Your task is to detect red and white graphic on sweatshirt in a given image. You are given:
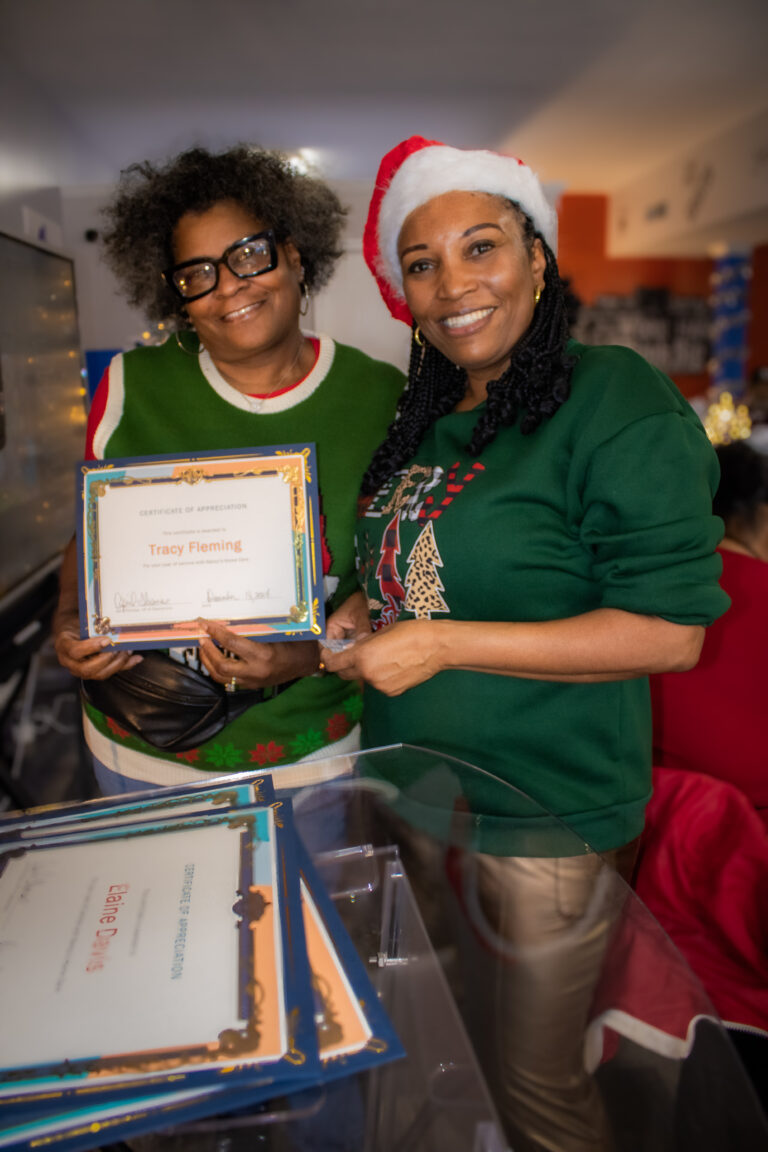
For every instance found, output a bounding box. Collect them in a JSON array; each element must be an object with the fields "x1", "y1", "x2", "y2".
[
  {"x1": 369, "y1": 459, "x2": 485, "y2": 625},
  {"x1": 417, "y1": 460, "x2": 485, "y2": 525}
]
